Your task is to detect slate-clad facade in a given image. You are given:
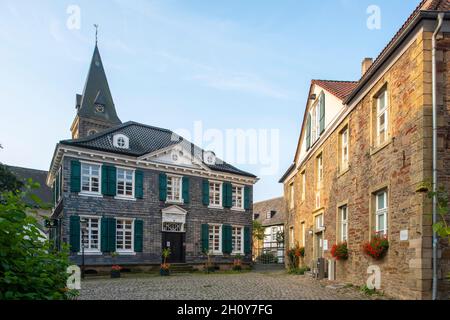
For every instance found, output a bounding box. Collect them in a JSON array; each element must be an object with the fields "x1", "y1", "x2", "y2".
[{"x1": 47, "y1": 44, "x2": 257, "y2": 270}]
